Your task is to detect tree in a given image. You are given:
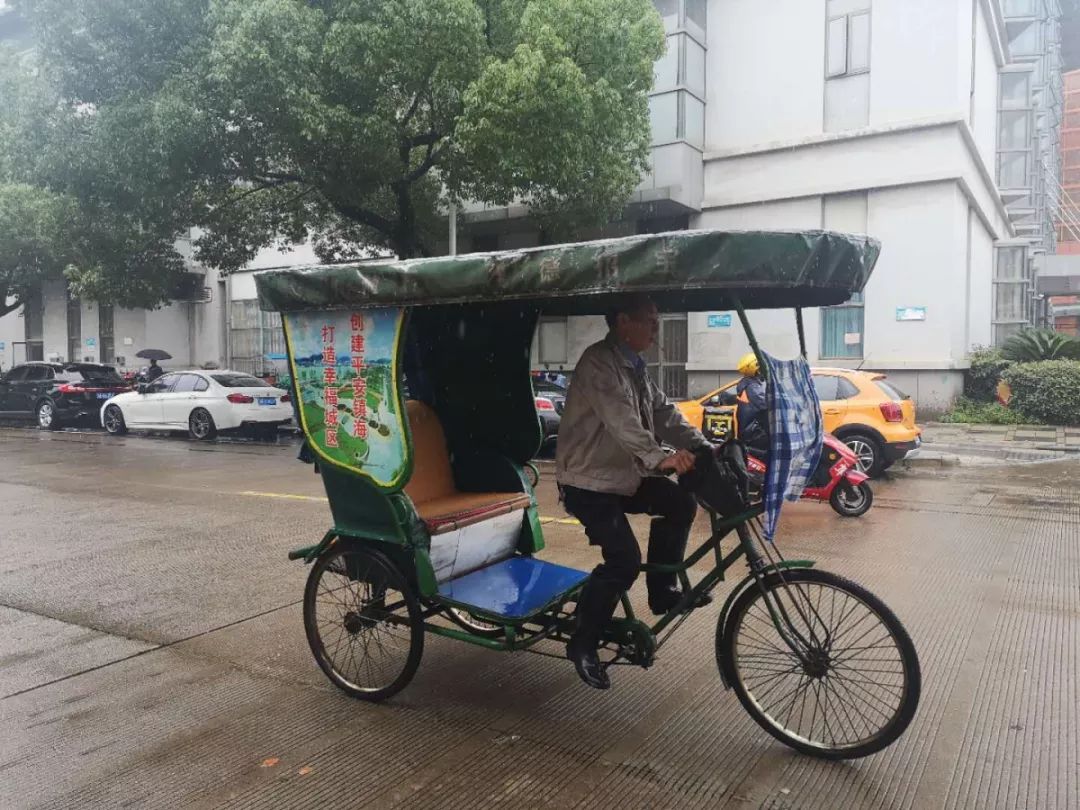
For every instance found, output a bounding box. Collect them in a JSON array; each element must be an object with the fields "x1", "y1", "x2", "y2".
[
  {"x1": 0, "y1": 47, "x2": 189, "y2": 311},
  {"x1": 13, "y1": 0, "x2": 665, "y2": 272}
]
